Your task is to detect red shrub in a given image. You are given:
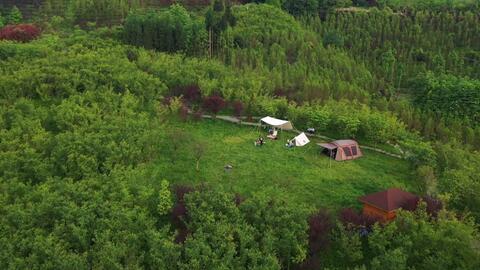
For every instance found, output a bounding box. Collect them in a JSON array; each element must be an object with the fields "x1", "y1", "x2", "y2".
[
  {"x1": 234, "y1": 193, "x2": 245, "y2": 206},
  {"x1": 232, "y1": 100, "x2": 244, "y2": 118},
  {"x1": 308, "y1": 209, "x2": 334, "y2": 254},
  {"x1": 178, "y1": 105, "x2": 189, "y2": 121},
  {"x1": 171, "y1": 84, "x2": 202, "y2": 104},
  {"x1": 174, "y1": 185, "x2": 195, "y2": 202},
  {"x1": 339, "y1": 208, "x2": 381, "y2": 229},
  {"x1": 174, "y1": 228, "x2": 190, "y2": 244},
  {"x1": 402, "y1": 196, "x2": 443, "y2": 217},
  {"x1": 0, "y1": 24, "x2": 41, "y2": 42},
  {"x1": 203, "y1": 95, "x2": 225, "y2": 116},
  {"x1": 424, "y1": 196, "x2": 443, "y2": 217},
  {"x1": 183, "y1": 85, "x2": 201, "y2": 103}
]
